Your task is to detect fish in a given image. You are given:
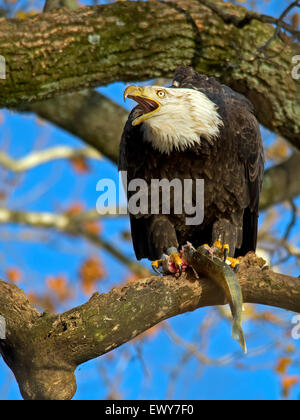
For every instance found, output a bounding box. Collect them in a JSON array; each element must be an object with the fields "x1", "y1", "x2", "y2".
[{"x1": 182, "y1": 243, "x2": 247, "y2": 354}]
